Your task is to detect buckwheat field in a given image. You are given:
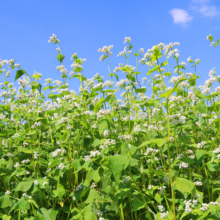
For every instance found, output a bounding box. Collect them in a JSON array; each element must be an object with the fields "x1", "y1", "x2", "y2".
[{"x1": 0, "y1": 34, "x2": 220, "y2": 220}]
